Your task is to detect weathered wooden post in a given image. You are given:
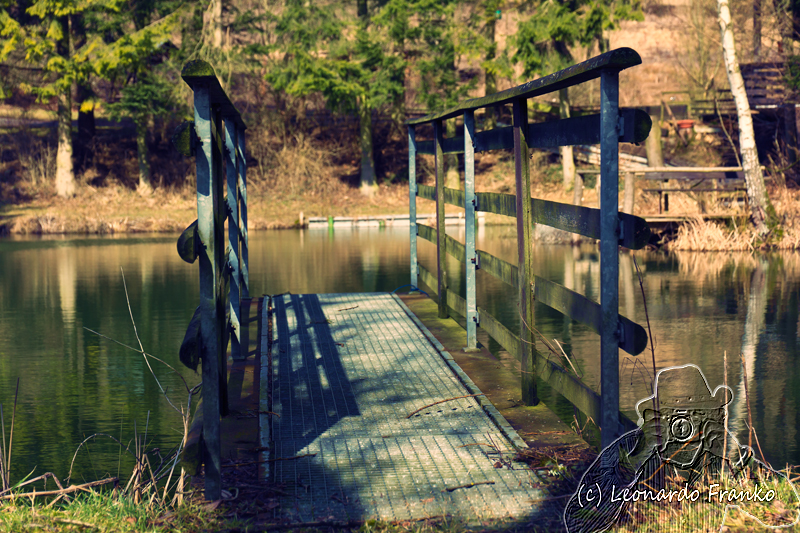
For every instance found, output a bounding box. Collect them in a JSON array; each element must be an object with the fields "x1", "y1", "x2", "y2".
[
  {"x1": 600, "y1": 68, "x2": 621, "y2": 448},
  {"x1": 434, "y1": 119, "x2": 447, "y2": 319},
  {"x1": 409, "y1": 126, "x2": 418, "y2": 289},
  {"x1": 513, "y1": 97, "x2": 537, "y2": 406},
  {"x1": 463, "y1": 111, "x2": 478, "y2": 350}
]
